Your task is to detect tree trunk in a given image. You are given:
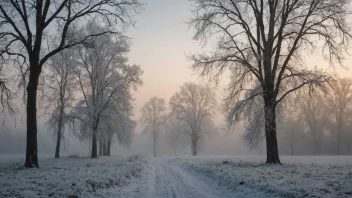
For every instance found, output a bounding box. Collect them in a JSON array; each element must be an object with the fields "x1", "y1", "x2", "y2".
[
  {"x1": 55, "y1": 109, "x2": 64, "y2": 158},
  {"x1": 103, "y1": 141, "x2": 107, "y2": 156},
  {"x1": 25, "y1": 69, "x2": 40, "y2": 168},
  {"x1": 153, "y1": 138, "x2": 156, "y2": 157},
  {"x1": 55, "y1": 124, "x2": 62, "y2": 158},
  {"x1": 264, "y1": 104, "x2": 281, "y2": 164},
  {"x1": 107, "y1": 140, "x2": 111, "y2": 156},
  {"x1": 191, "y1": 138, "x2": 198, "y2": 156},
  {"x1": 99, "y1": 141, "x2": 103, "y2": 156},
  {"x1": 91, "y1": 127, "x2": 98, "y2": 158},
  {"x1": 337, "y1": 122, "x2": 342, "y2": 155}
]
